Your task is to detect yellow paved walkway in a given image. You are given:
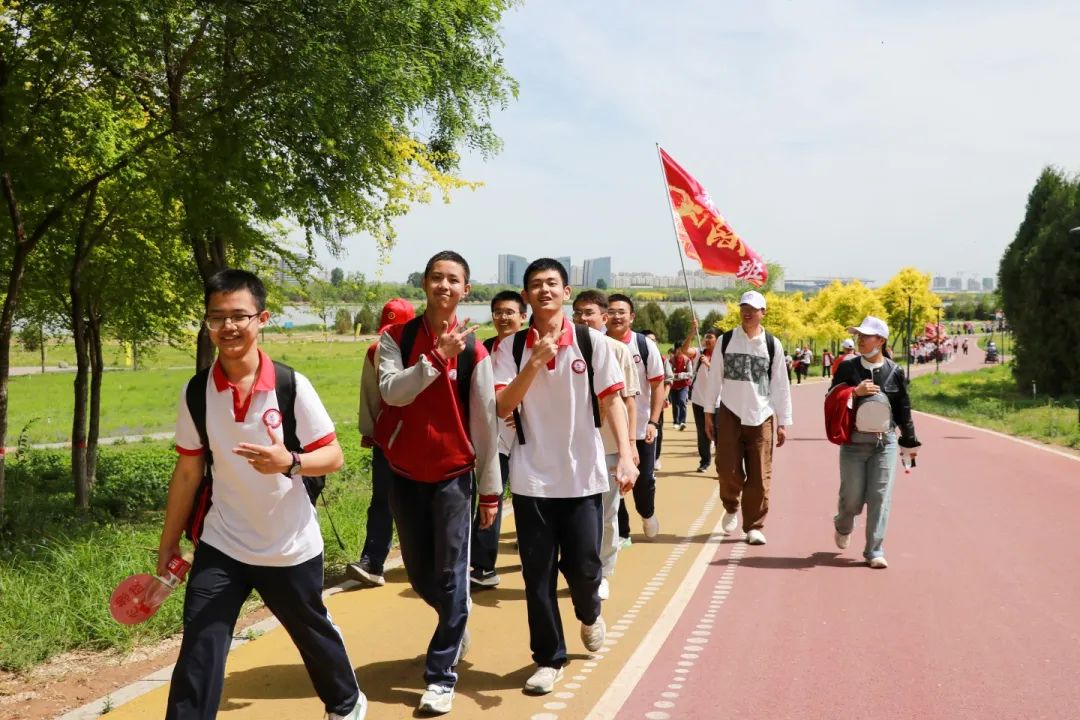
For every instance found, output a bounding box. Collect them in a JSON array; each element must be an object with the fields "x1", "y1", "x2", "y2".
[{"x1": 106, "y1": 428, "x2": 724, "y2": 719}]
